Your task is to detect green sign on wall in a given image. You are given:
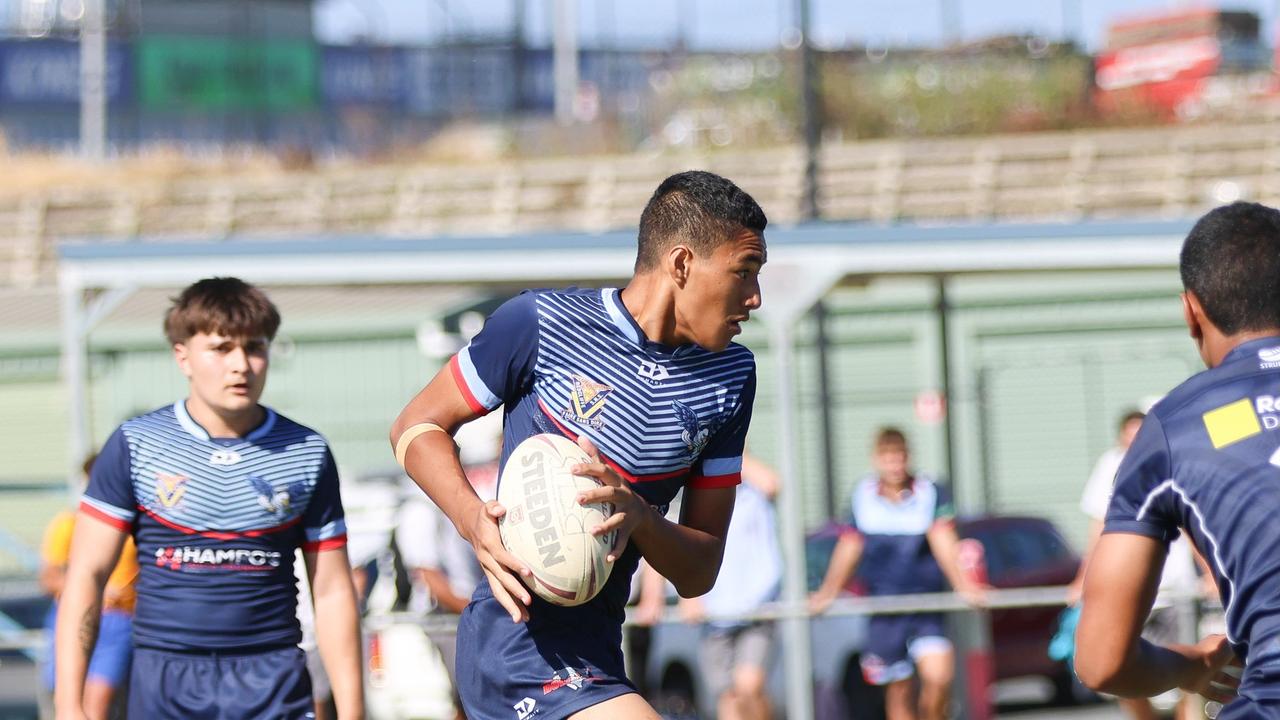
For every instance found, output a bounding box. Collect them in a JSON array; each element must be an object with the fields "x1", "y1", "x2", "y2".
[{"x1": 138, "y1": 35, "x2": 316, "y2": 110}]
